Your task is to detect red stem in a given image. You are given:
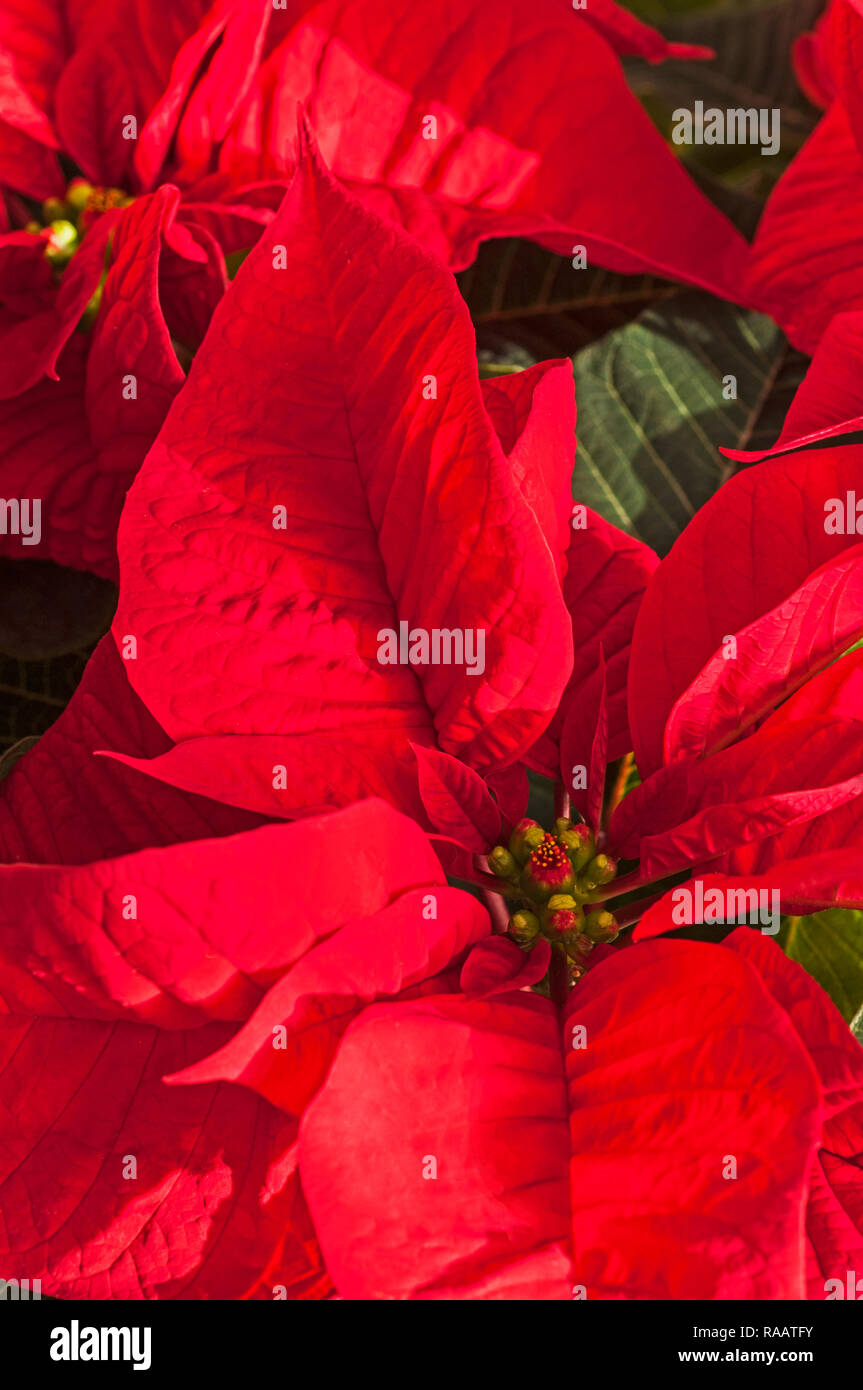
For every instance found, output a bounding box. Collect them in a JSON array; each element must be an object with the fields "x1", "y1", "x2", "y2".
[{"x1": 482, "y1": 889, "x2": 511, "y2": 934}]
